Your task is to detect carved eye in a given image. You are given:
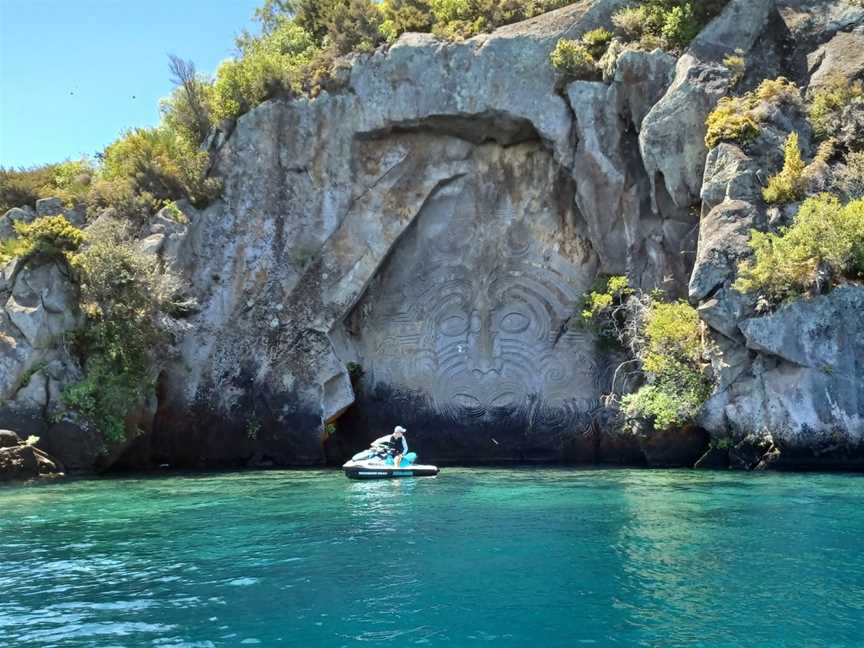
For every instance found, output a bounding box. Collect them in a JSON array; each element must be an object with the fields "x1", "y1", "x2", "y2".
[
  {"x1": 452, "y1": 393, "x2": 482, "y2": 409},
  {"x1": 499, "y1": 312, "x2": 530, "y2": 333},
  {"x1": 439, "y1": 314, "x2": 469, "y2": 336},
  {"x1": 490, "y1": 392, "x2": 520, "y2": 409}
]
